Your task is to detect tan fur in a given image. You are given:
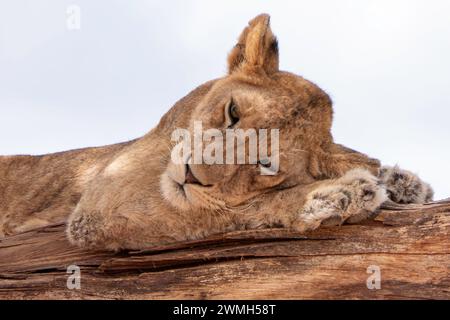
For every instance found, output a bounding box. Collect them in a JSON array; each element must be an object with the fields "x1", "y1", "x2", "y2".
[{"x1": 0, "y1": 14, "x2": 433, "y2": 250}]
